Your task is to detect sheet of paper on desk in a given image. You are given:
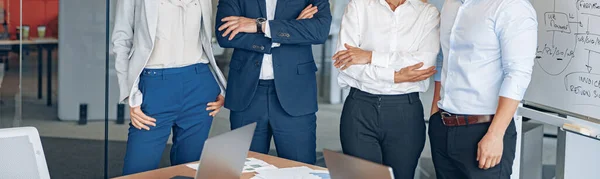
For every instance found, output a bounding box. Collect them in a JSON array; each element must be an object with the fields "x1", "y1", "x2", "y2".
[
  {"x1": 243, "y1": 158, "x2": 278, "y2": 173},
  {"x1": 185, "y1": 158, "x2": 277, "y2": 173},
  {"x1": 252, "y1": 166, "x2": 331, "y2": 179},
  {"x1": 185, "y1": 163, "x2": 199, "y2": 170},
  {"x1": 309, "y1": 170, "x2": 330, "y2": 179}
]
